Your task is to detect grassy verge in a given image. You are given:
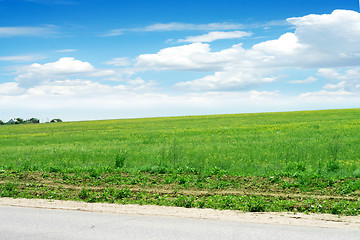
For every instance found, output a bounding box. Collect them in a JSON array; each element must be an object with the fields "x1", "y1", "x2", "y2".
[{"x1": 1, "y1": 169, "x2": 359, "y2": 215}]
